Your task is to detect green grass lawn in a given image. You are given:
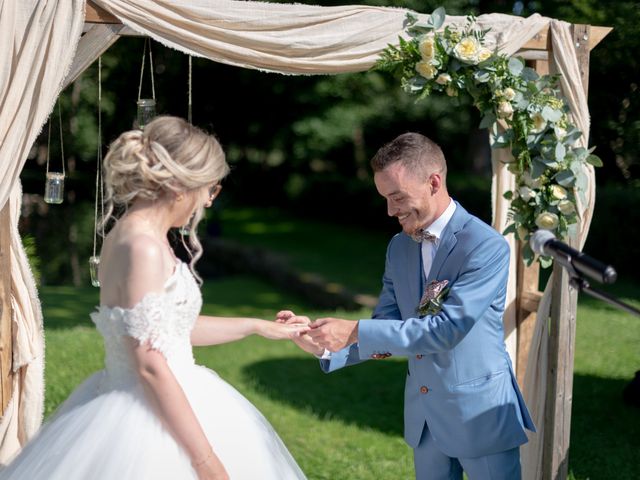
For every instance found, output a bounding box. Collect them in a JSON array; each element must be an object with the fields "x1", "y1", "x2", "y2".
[{"x1": 40, "y1": 207, "x2": 639, "y2": 479}]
